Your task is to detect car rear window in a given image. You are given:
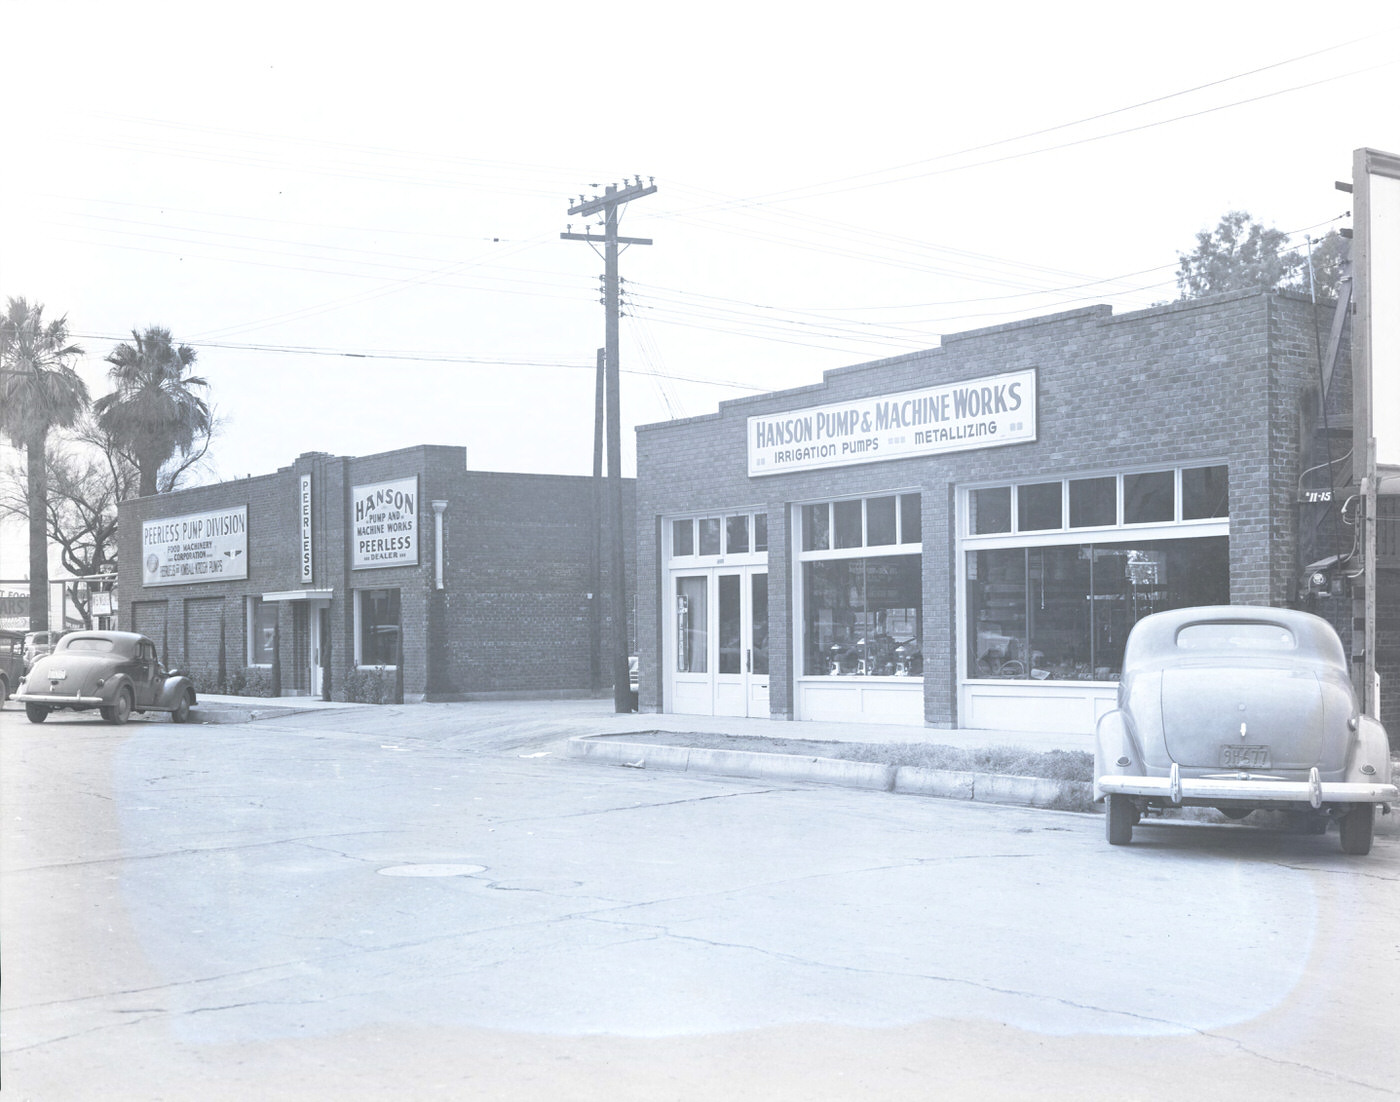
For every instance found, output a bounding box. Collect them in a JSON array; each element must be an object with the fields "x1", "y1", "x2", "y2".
[
  {"x1": 63, "y1": 638, "x2": 117, "y2": 653},
  {"x1": 1175, "y1": 623, "x2": 1295, "y2": 651}
]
